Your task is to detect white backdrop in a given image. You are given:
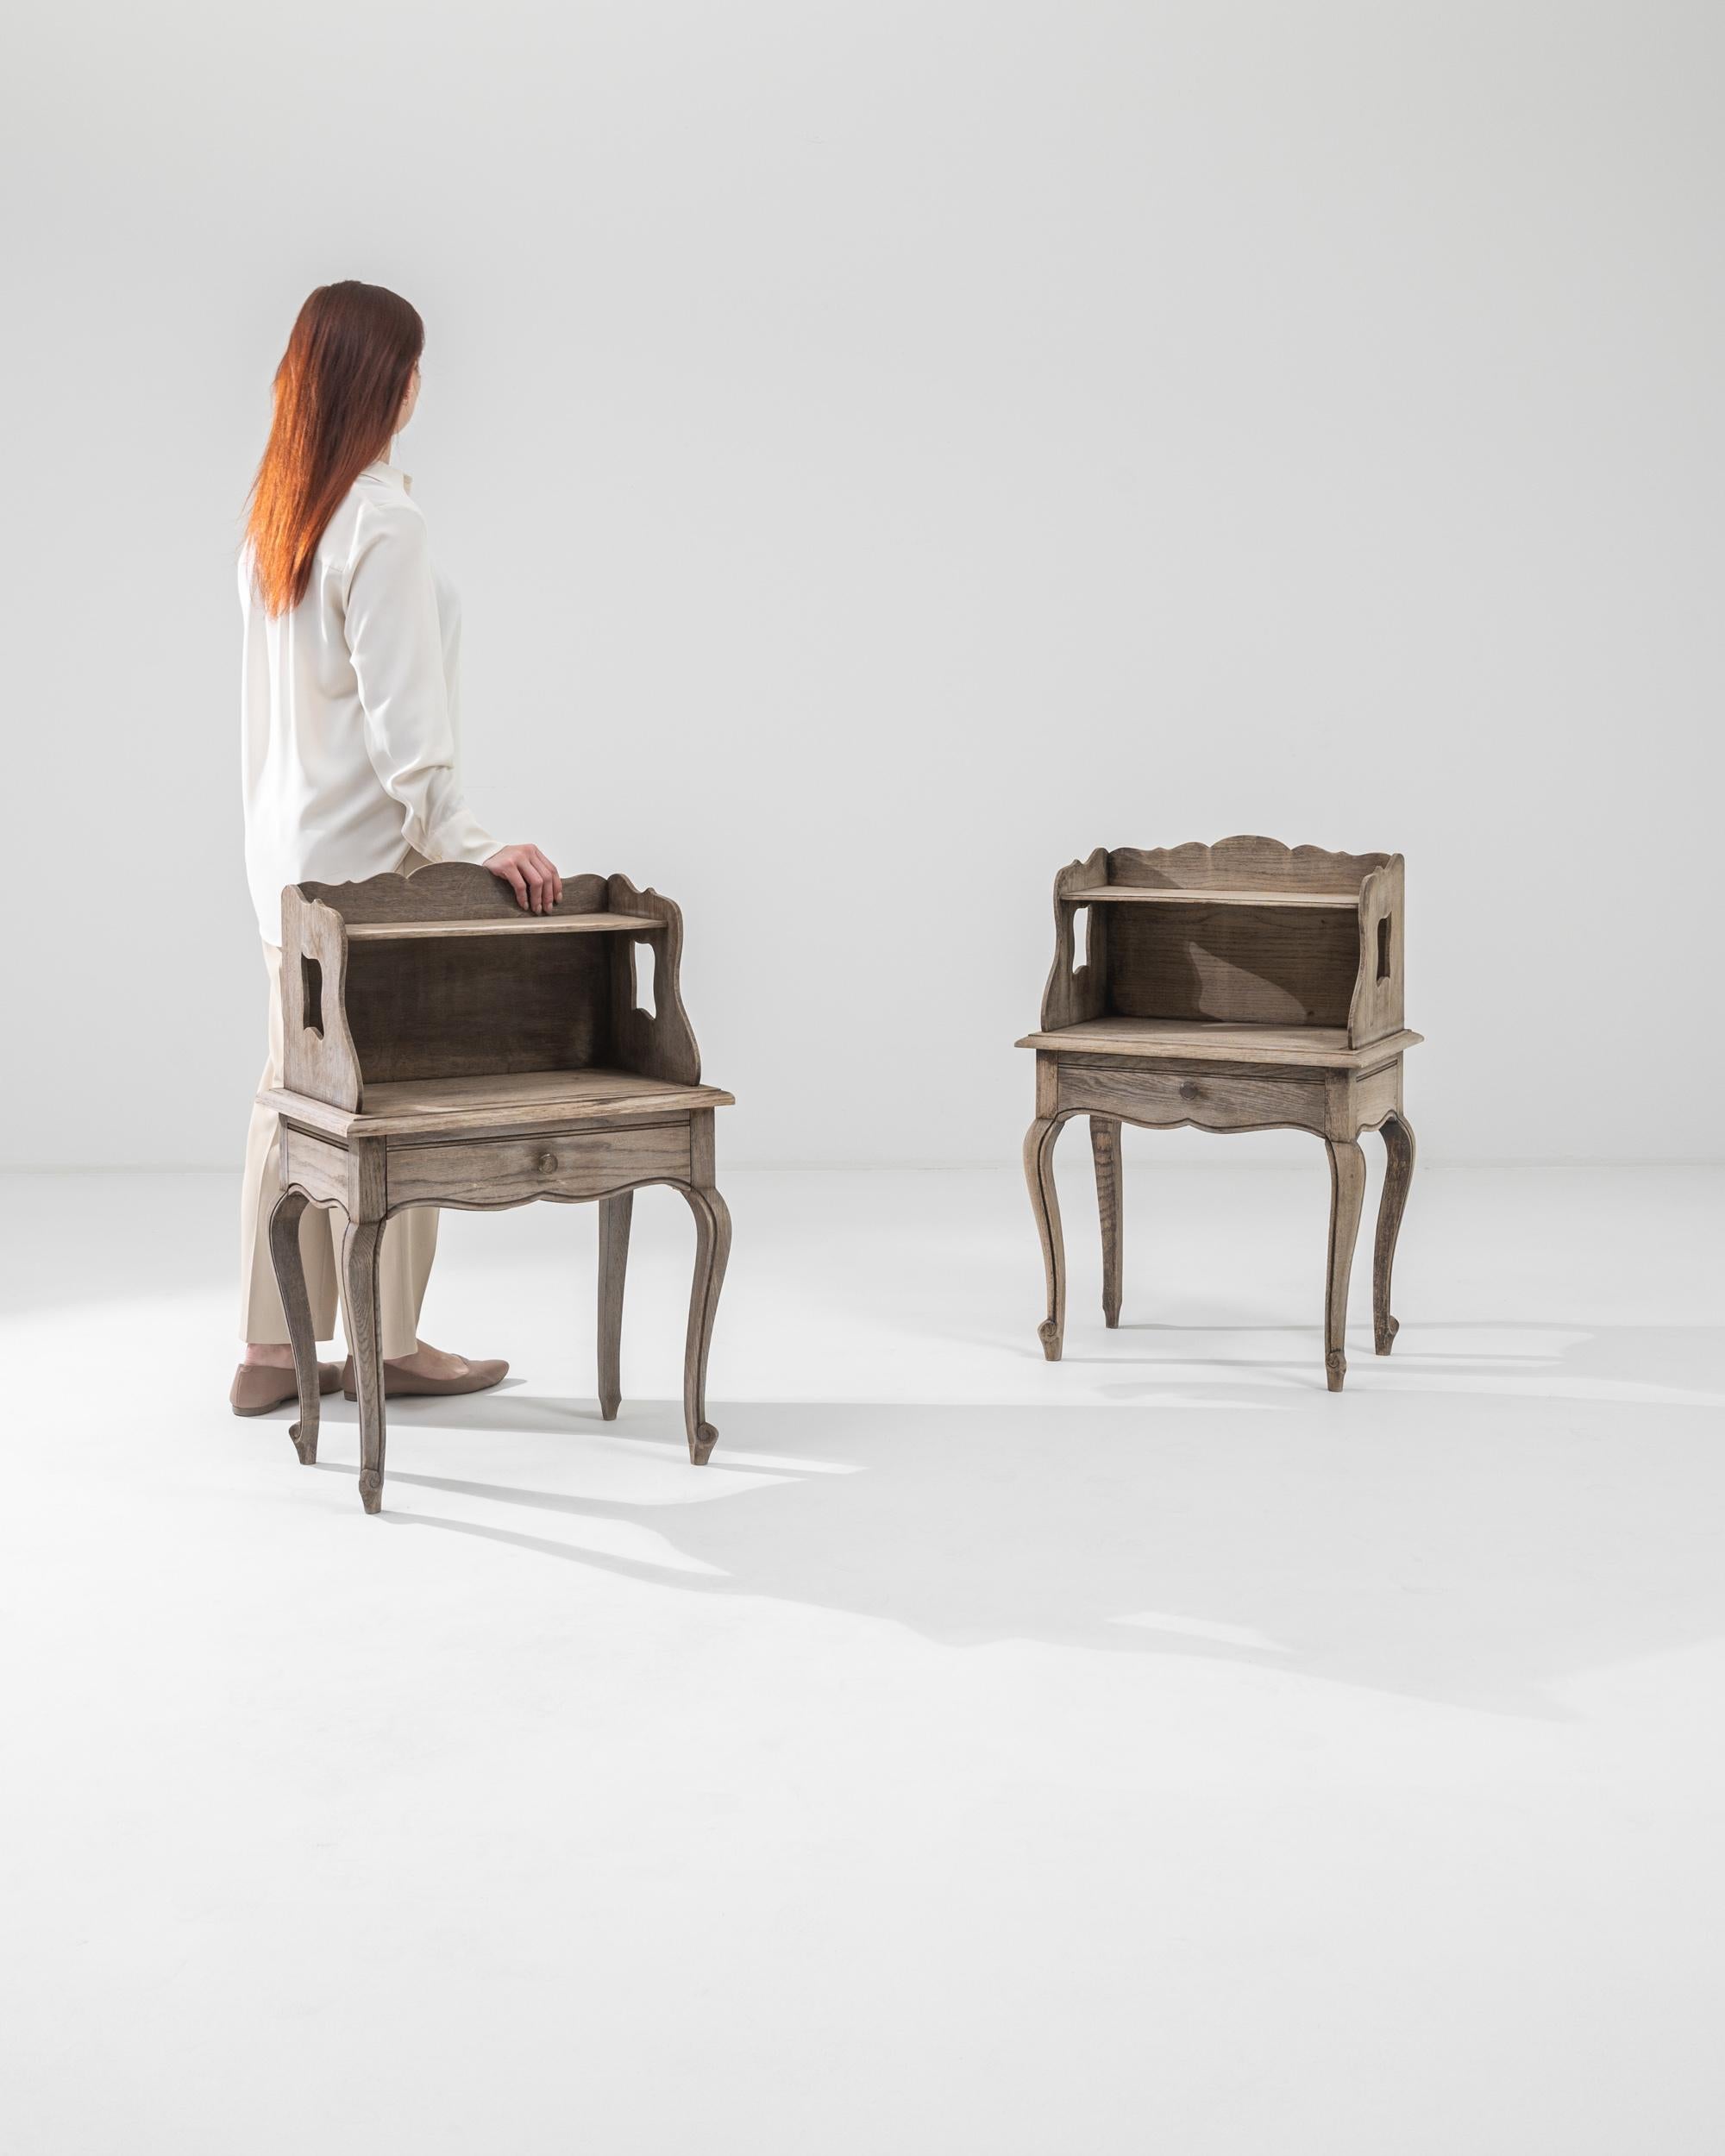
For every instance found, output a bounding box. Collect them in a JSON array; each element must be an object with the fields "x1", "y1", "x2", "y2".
[{"x1": 4, "y1": 1, "x2": 1718, "y2": 1167}]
